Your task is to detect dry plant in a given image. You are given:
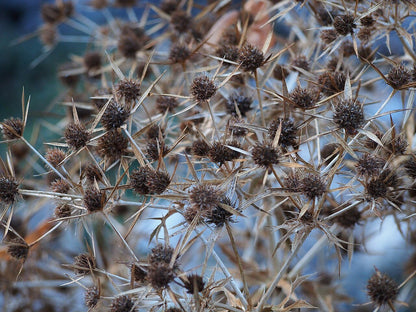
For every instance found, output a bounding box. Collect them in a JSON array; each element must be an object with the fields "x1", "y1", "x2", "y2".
[{"x1": 2, "y1": 0, "x2": 416, "y2": 311}]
